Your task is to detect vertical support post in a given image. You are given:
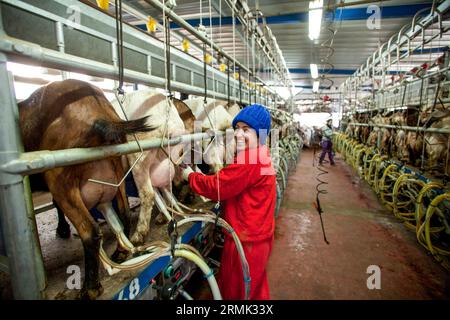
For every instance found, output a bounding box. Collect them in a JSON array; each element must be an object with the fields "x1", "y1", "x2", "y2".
[
  {"x1": 0, "y1": 54, "x2": 46, "y2": 299},
  {"x1": 55, "y1": 21, "x2": 68, "y2": 80},
  {"x1": 238, "y1": 70, "x2": 242, "y2": 105}
]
